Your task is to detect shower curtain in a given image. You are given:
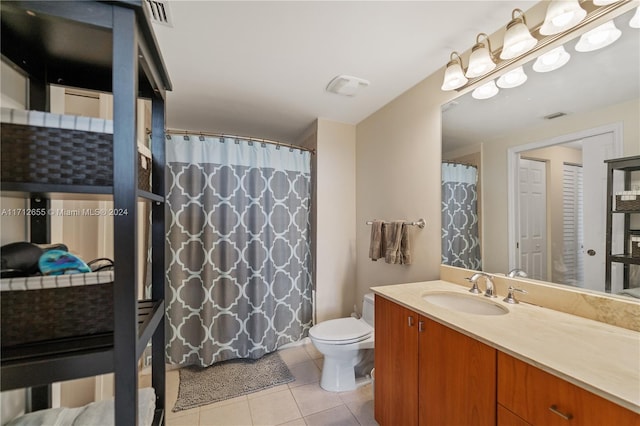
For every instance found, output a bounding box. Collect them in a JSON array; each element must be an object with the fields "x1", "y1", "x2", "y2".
[
  {"x1": 165, "y1": 134, "x2": 313, "y2": 367},
  {"x1": 441, "y1": 162, "x2": 481, "y2": 270}
]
